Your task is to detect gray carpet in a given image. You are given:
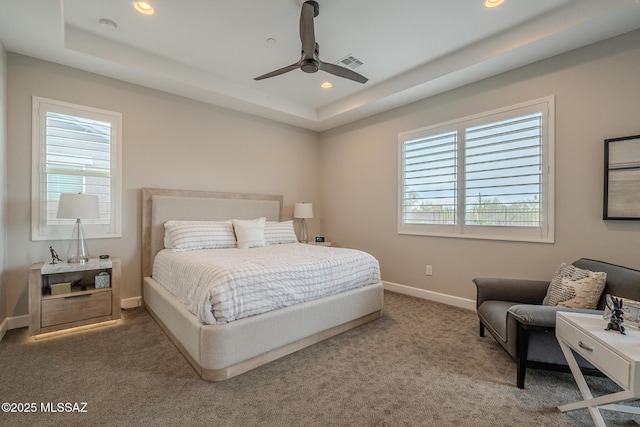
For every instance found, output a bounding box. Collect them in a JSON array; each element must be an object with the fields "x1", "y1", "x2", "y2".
[{"x1": 0, "y1": 291, "x2": 637, "y2": 426}]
